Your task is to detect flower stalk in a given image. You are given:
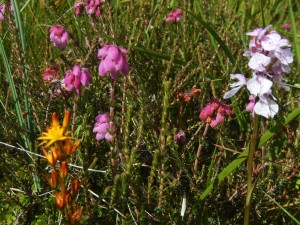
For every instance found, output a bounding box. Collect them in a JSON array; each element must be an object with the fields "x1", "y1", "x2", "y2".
[{"x1": 244, "y1": 113, "x2": 260, "y2": 225}]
